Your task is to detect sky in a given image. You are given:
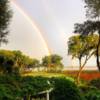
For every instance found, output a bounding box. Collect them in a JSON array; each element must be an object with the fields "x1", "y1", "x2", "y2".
[{"x1": 1, "y1": 0, "x2": 97, "y2": 69}]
